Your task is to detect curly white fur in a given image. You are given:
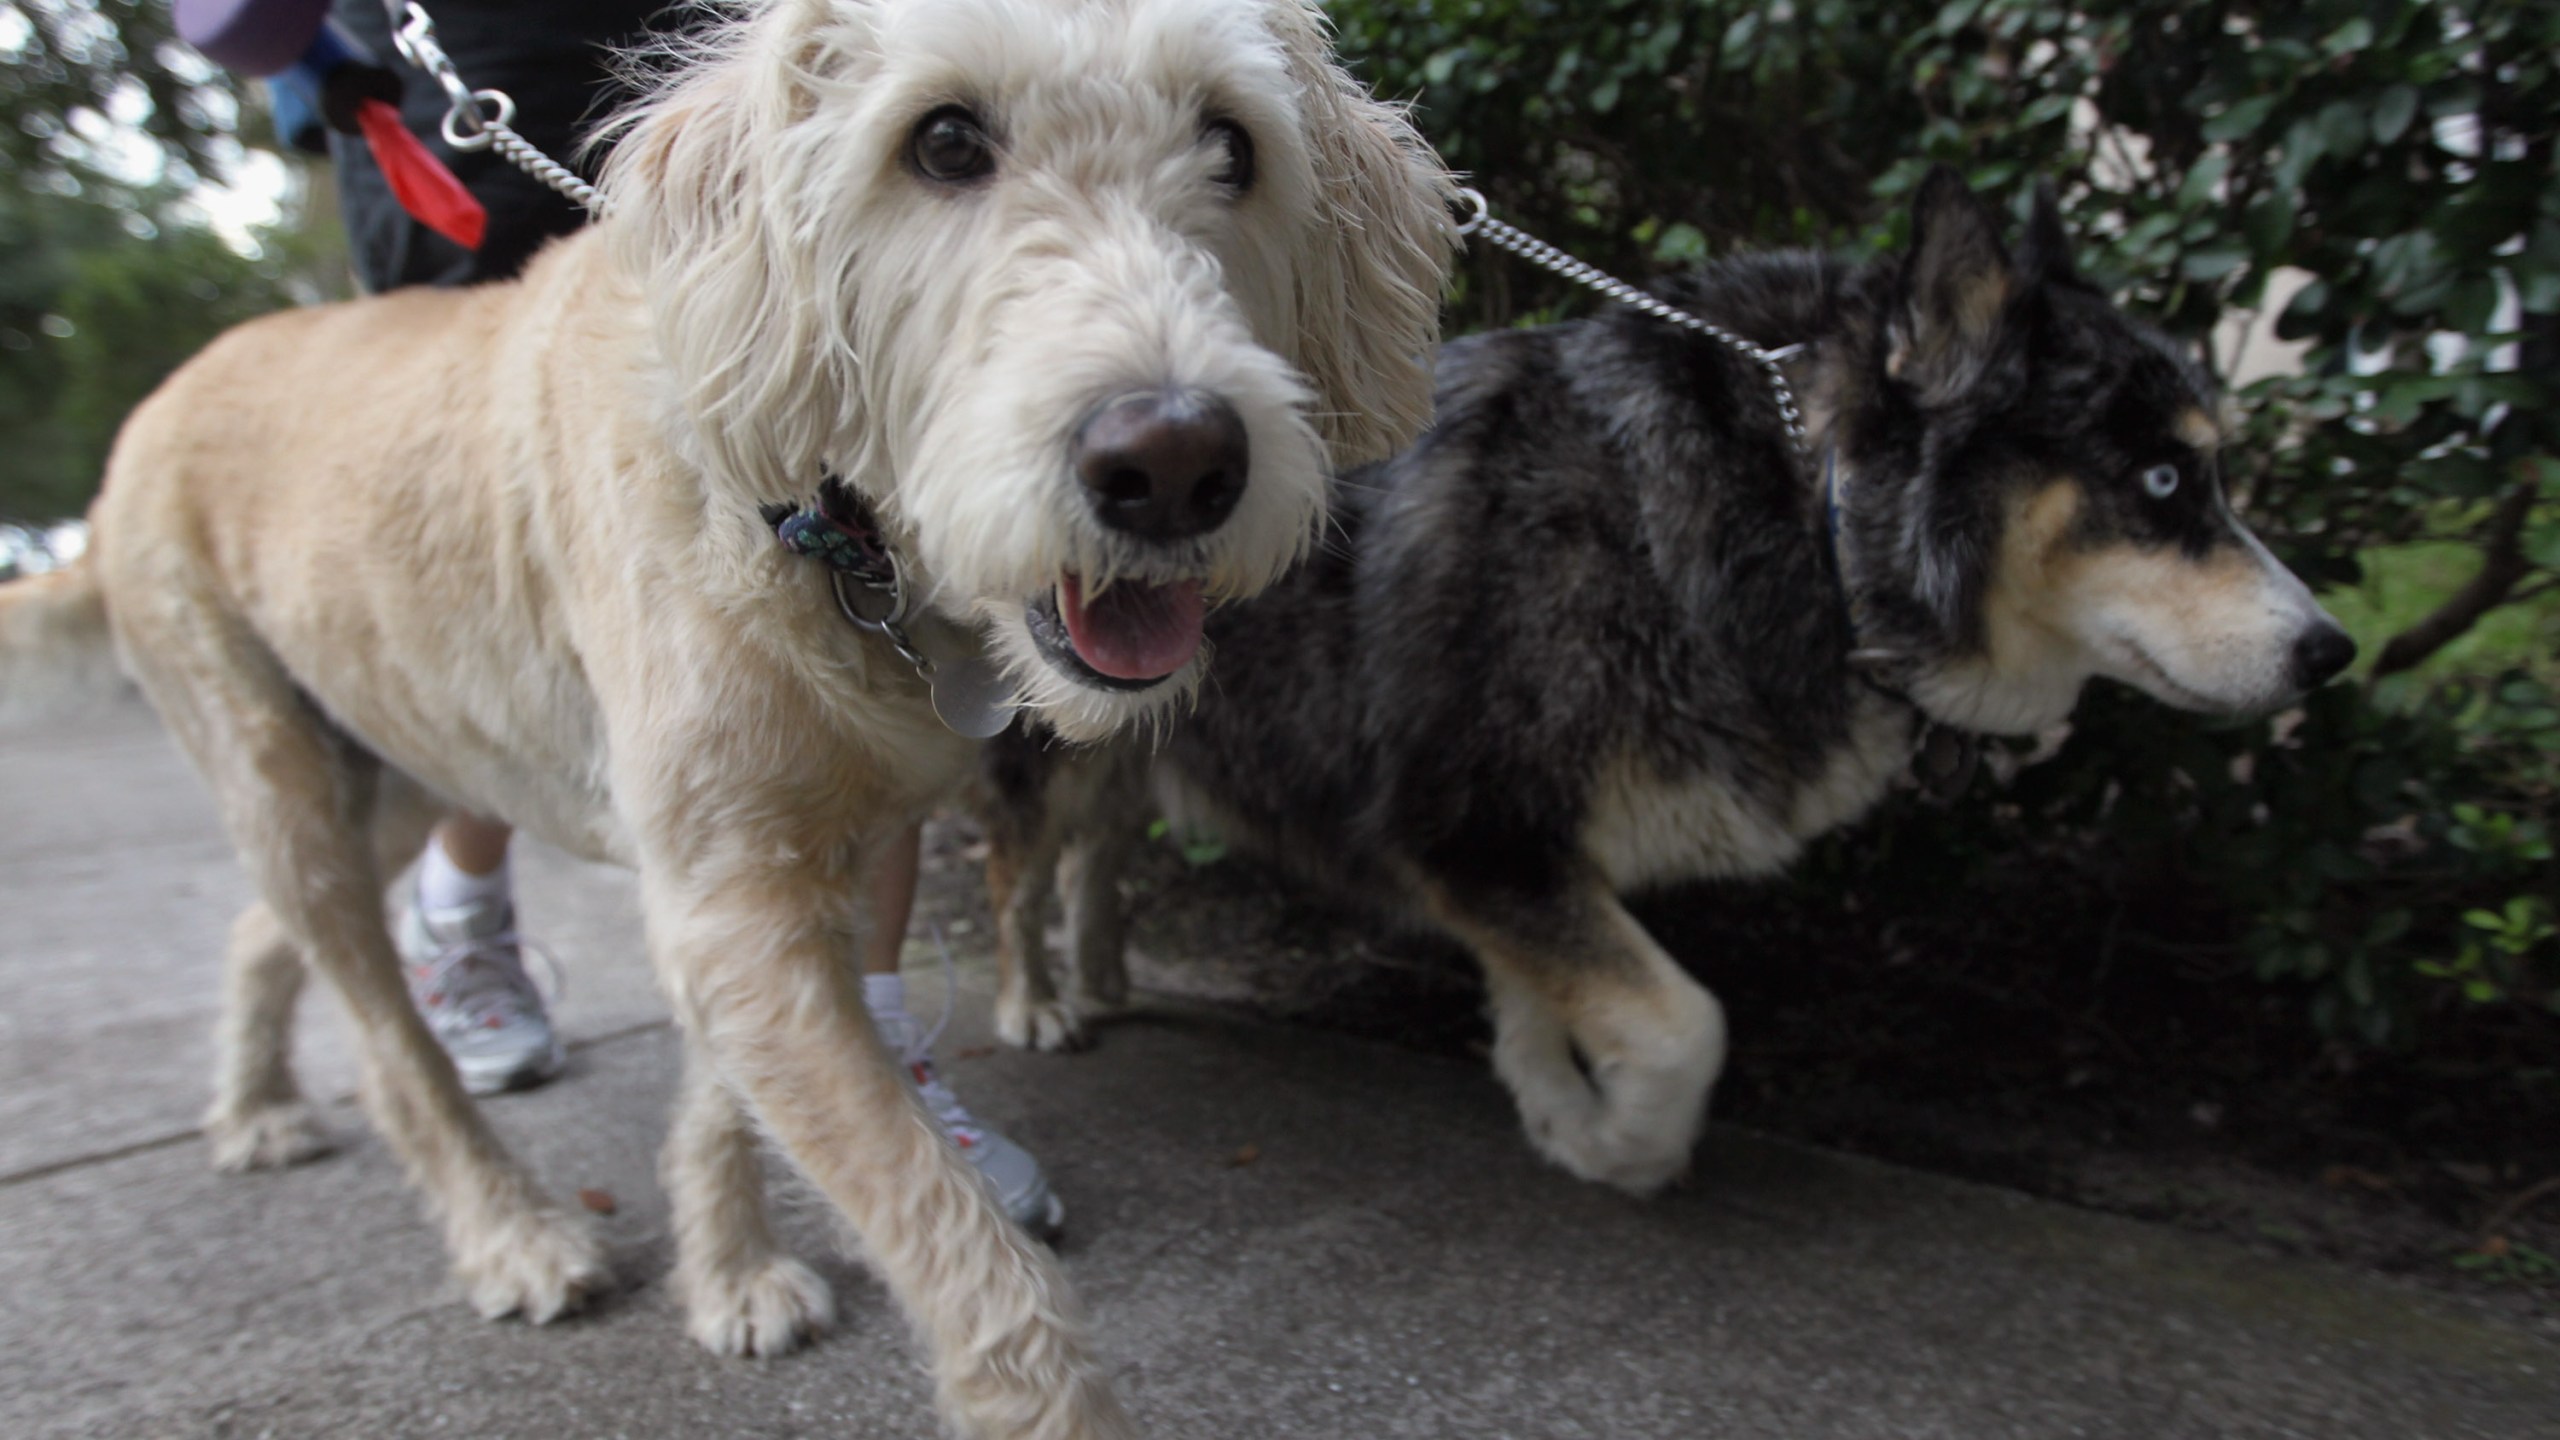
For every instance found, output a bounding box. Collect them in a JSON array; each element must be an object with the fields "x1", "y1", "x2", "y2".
[{"x1": 603, "y1": 0, "x2": 1452, "y2": 742}]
